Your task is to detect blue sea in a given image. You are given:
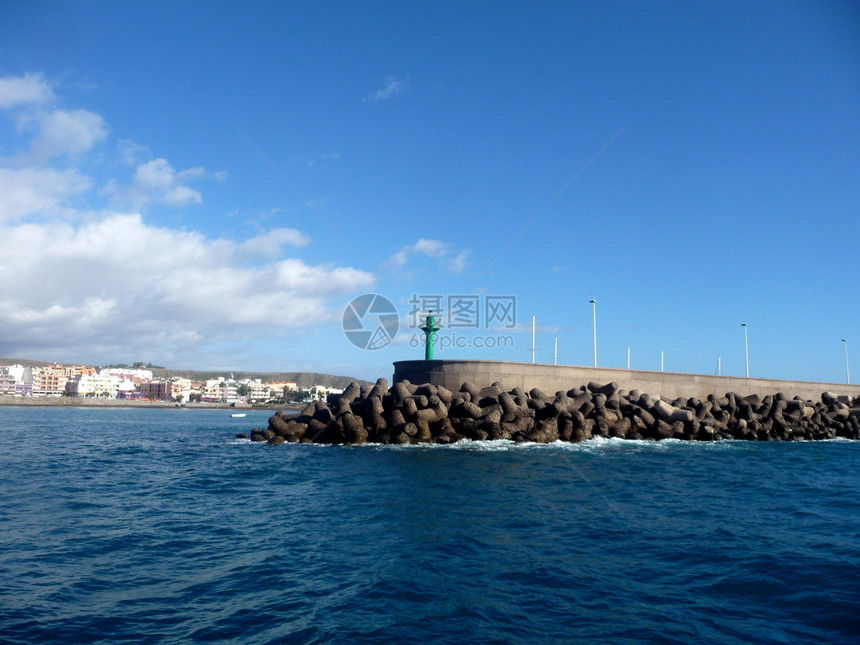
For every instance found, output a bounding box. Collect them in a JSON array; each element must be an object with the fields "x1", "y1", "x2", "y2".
[{"x1": 1, "y1": 407, "x2": 858, "y2": 644}]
